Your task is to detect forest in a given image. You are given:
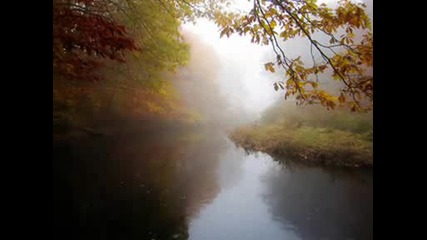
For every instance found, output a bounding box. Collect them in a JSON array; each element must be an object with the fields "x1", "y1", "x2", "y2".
[{"x1": 53, "y1": 0, "x2": 372, "y2": 139}]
